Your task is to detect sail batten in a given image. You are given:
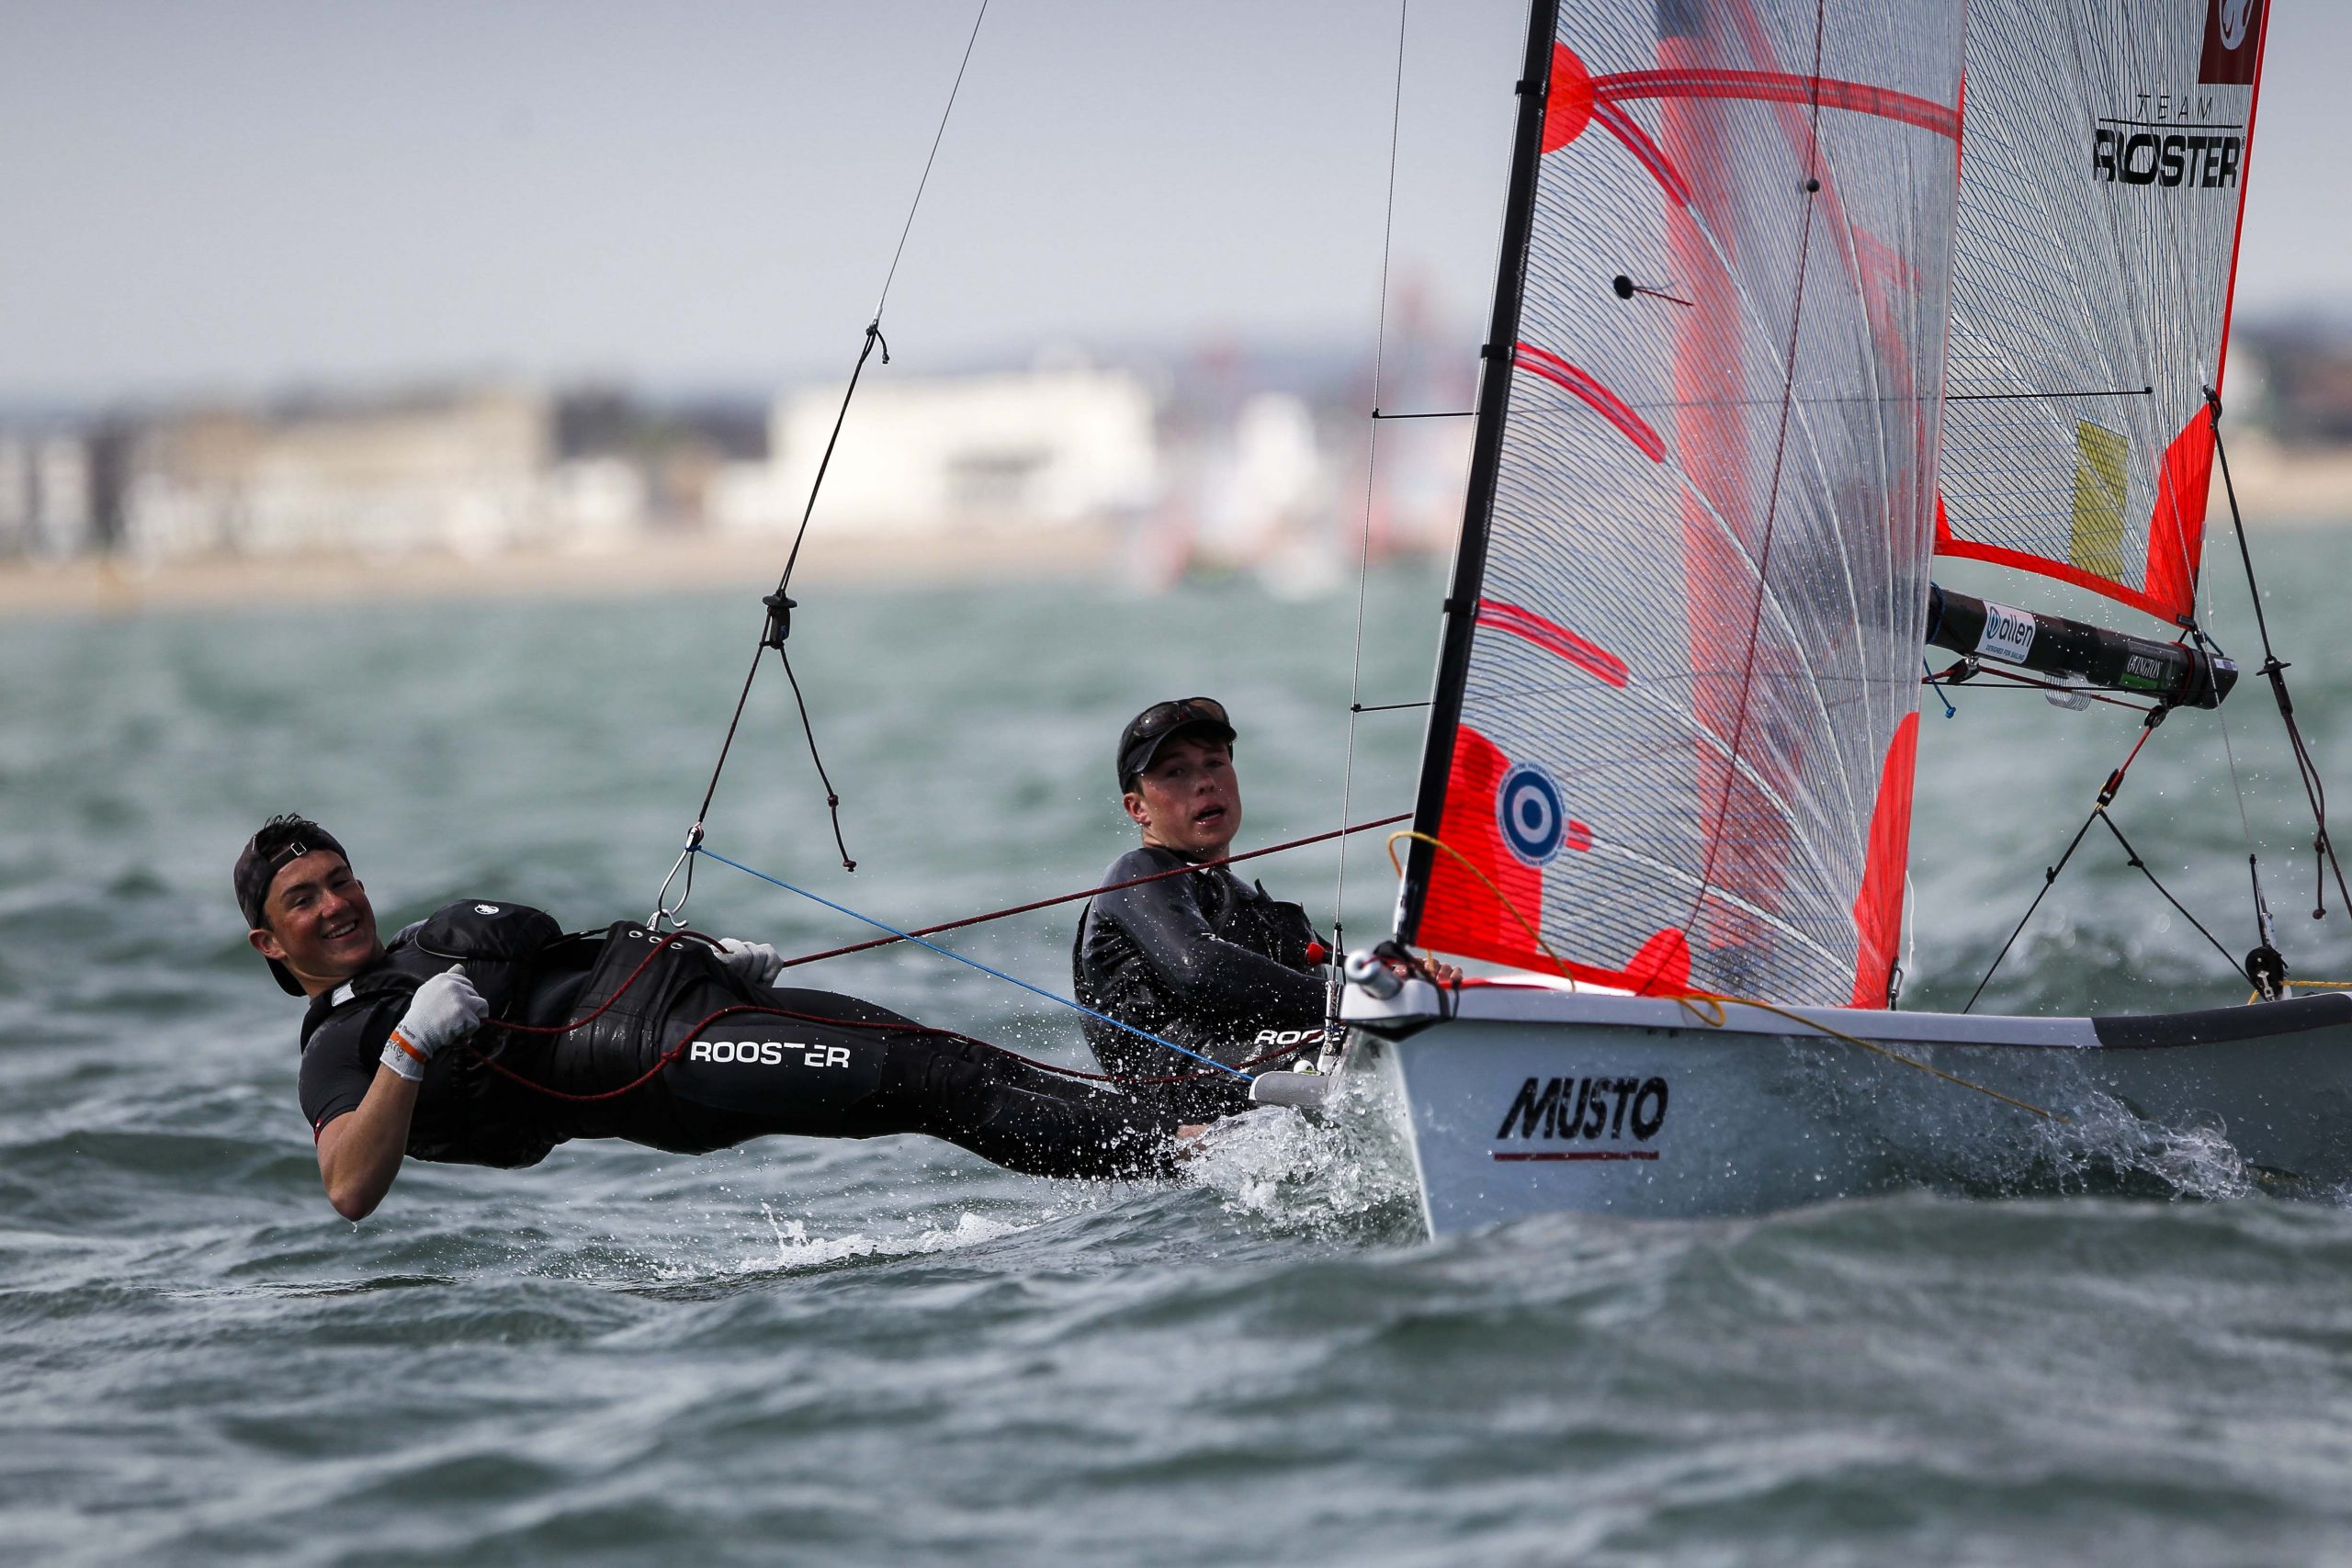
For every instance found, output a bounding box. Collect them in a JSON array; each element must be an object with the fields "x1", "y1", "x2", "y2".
[
  {"x1": 1936, "y1": 0, "x2": 2267, "y2": 626},
  {"x1": 1399, "y1": 0, "x2": 1966, "y2": 1009}
]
